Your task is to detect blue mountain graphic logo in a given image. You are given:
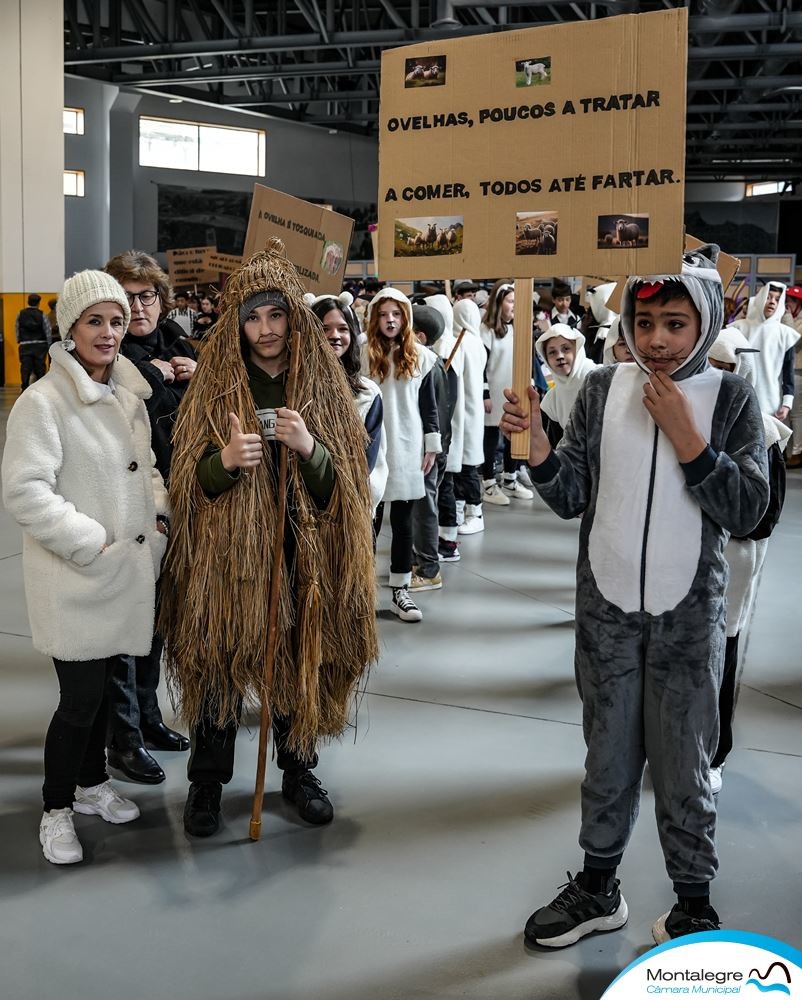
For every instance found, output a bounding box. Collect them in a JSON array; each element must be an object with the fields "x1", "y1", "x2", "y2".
[{"x1": 746, "y1": 962, "x2": 792, "y2": 995}]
